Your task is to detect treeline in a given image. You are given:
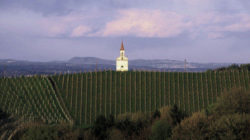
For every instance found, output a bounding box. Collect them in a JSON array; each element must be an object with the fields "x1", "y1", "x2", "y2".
[
  {"x1": 89, "y1": 88, "x2": 250, "y2": 140},
  {"x1": 3, "y1": 88, "x2": 249, "y2": 140},
  {"x1": 215, "y1": 63, "x2": 250, "y2": 71}
]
